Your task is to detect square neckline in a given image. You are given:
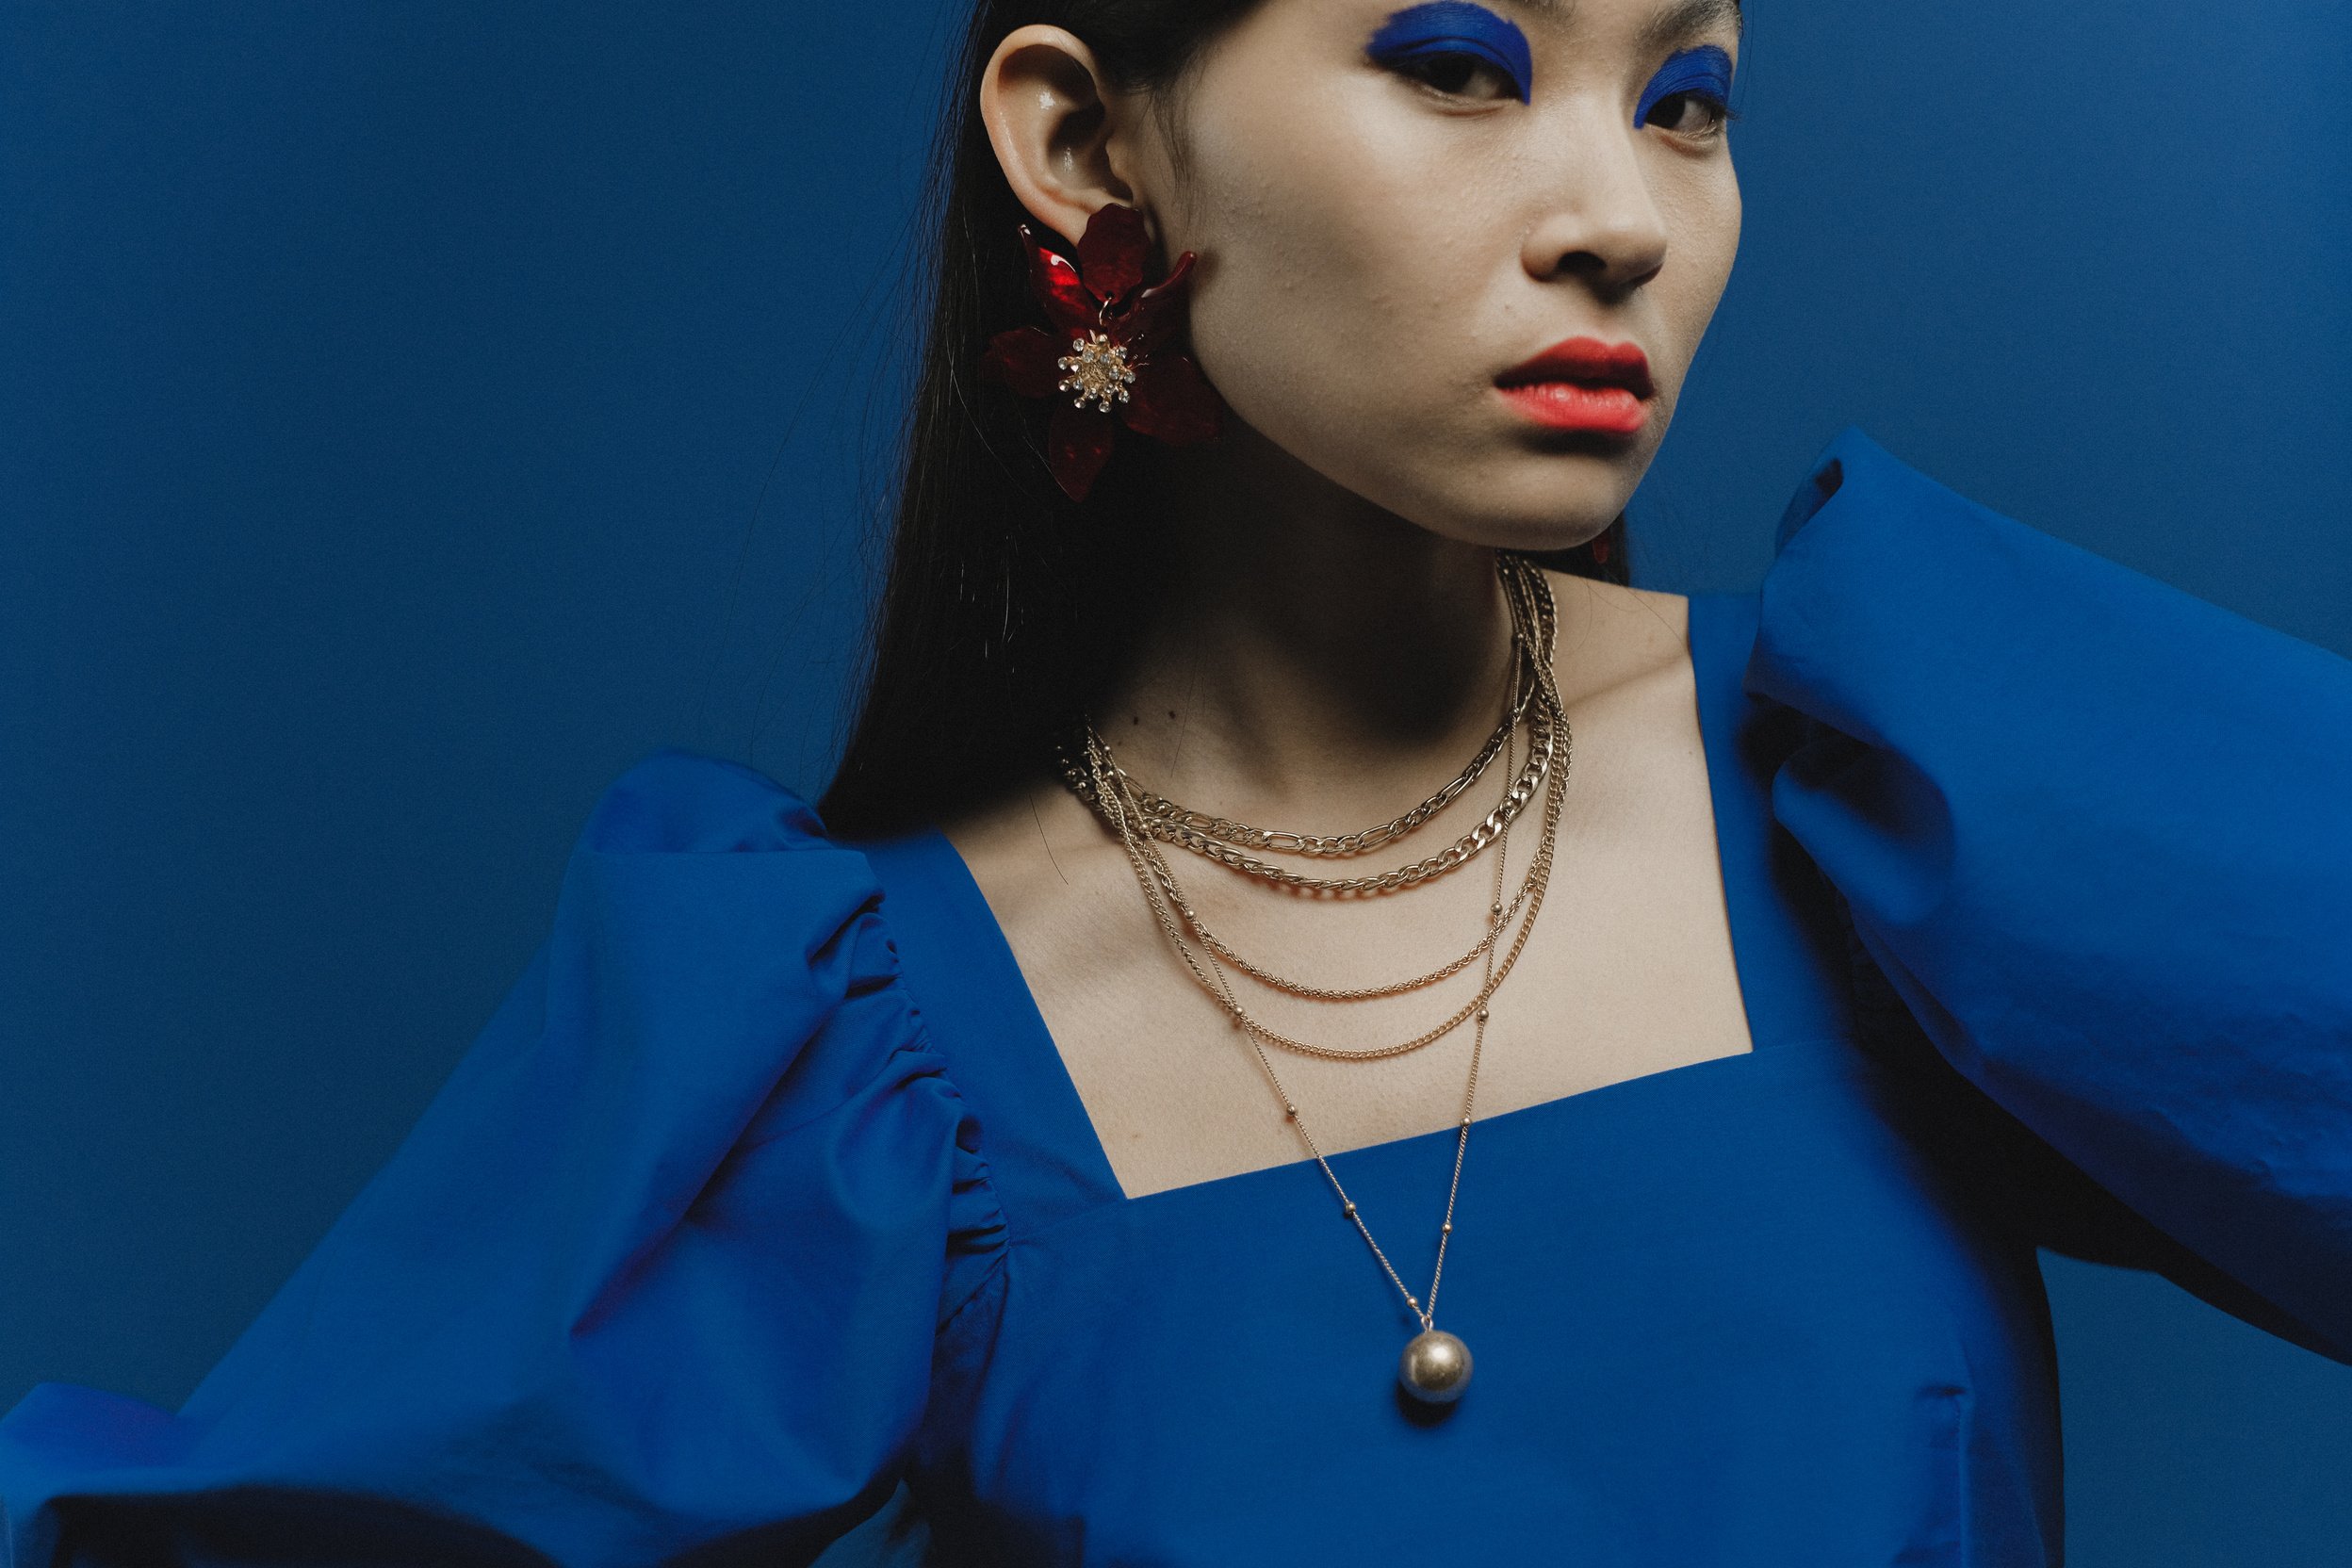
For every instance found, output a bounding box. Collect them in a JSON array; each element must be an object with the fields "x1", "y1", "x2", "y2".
[{"x1": 881, "y1": 591, "x2": 1809, "y2": 1210}]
